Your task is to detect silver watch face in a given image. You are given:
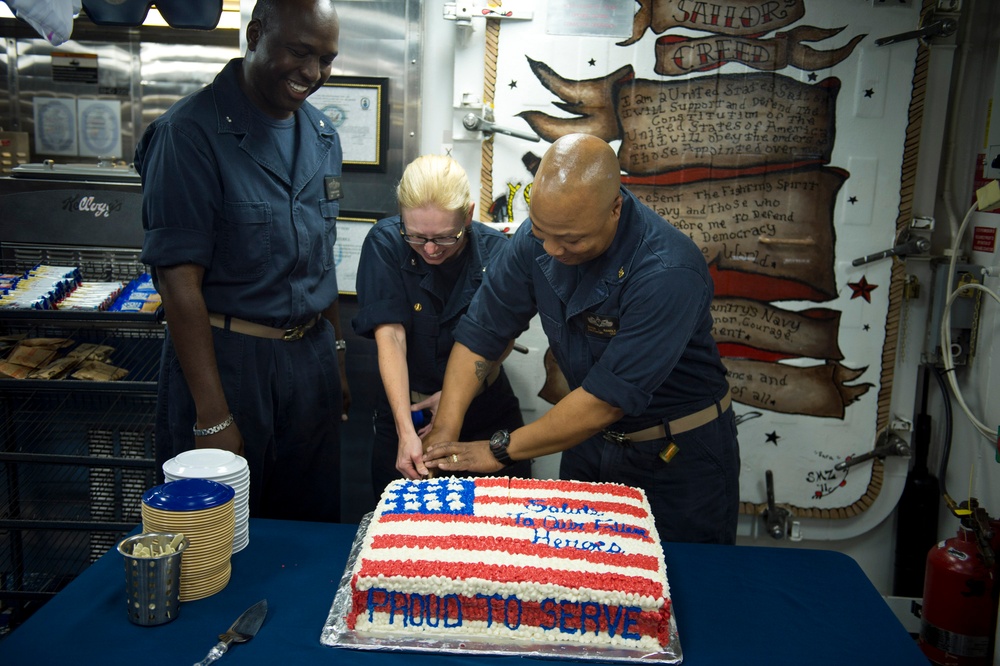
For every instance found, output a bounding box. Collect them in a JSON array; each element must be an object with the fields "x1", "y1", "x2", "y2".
[{"x1": 490, "y1": 430, "x2": 509, "y2": 451}]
